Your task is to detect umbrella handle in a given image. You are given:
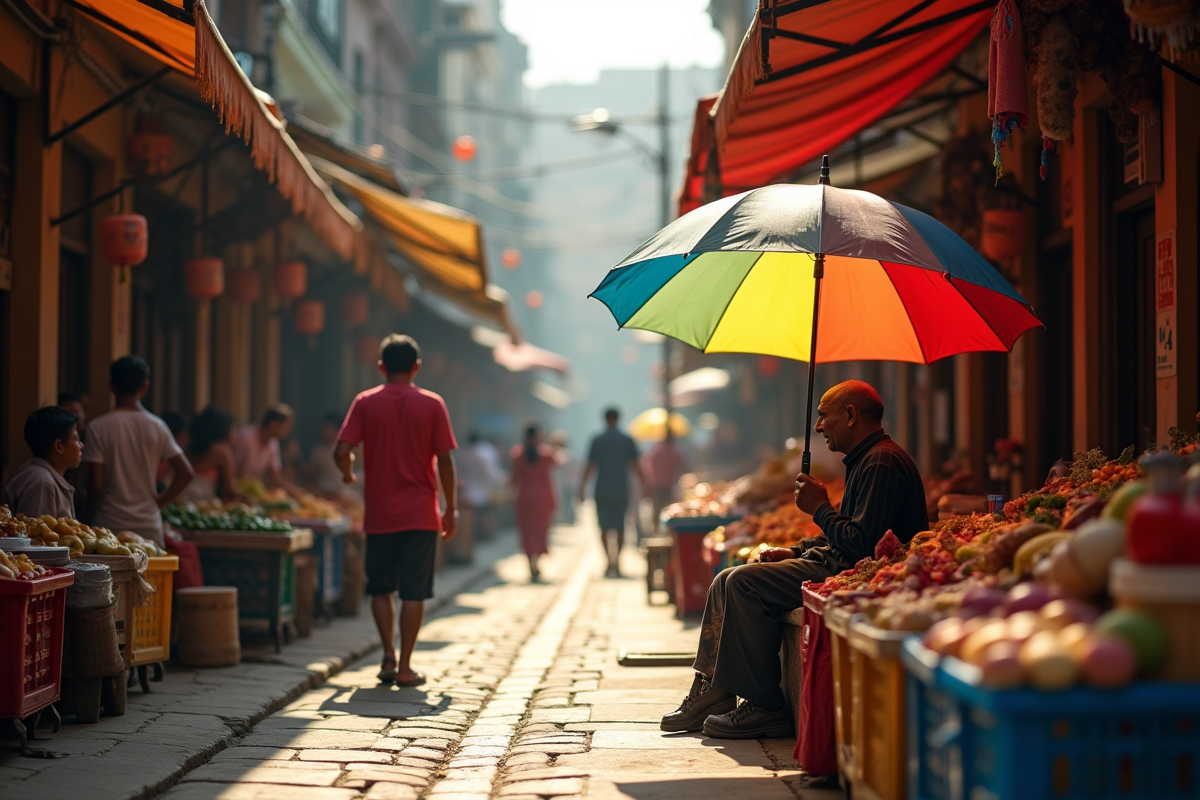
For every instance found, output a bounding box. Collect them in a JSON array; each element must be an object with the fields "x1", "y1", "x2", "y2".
[{"x1": 801, "y1": 253, "x2": 825, "y2": 477}]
